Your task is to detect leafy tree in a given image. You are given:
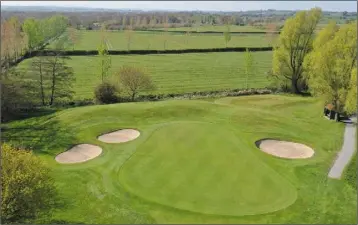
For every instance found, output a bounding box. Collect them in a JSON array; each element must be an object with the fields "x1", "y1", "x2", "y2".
[
  {"x1": 1, "y1": 143, "x2": 57, "y2": 223},
  {"x1": 345, "y1": 67, "x2": 357, "y2": 115},
  {"x1": 117, "y1": 66, "x2": 155, "y2": 101},
  {"x1": 223, "y1": 25, "x2": 231, "y2": 47},
  {"x1": 22, "y1": 18, "x2": 43, "y2": 51},
  {"x1": 244, "y1": 48, "x2": 255, "y2": 89},
  {"x1": 304, "y1": 22, "x2": 357, "y2": 114},
  {"x1": 271, "y1": 7, "x2": 322, "y2": 93}
]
